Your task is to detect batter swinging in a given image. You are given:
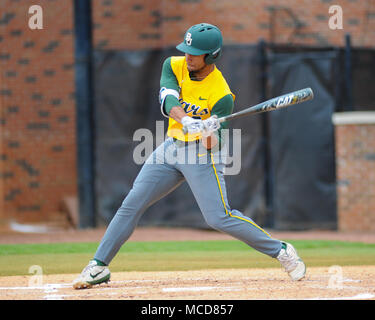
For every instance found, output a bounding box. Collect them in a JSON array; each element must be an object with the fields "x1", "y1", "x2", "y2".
[{"x1": 73, "y1": 23, "x2": 306, "y2": 289}]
